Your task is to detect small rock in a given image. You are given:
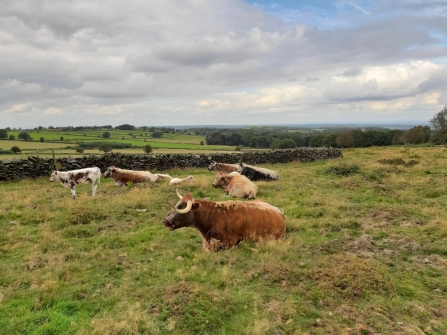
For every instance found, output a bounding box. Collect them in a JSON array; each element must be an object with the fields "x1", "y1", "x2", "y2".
[
  {"x1": 176, "y1": 256, "x2": 183, "y2": 261},
  {"x1": 434, "y1": 288, "x2": 442, "y2": 293}
]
